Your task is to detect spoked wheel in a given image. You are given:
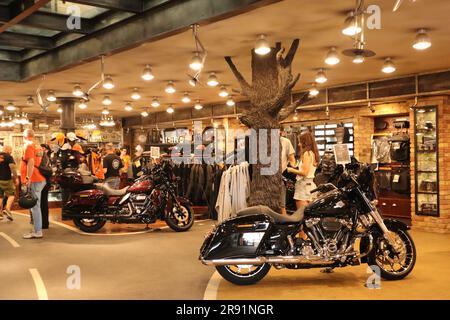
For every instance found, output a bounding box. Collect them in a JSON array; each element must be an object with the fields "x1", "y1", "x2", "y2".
[
  {"x1": 368, "y1": 227, "x2": 416, "y2": 280},
  {"x1": 216, "y1": 264, "x2": 271, "y2": 285},
  {"x1": 165, "y1": 204, "x2": 194, "y2": 232},
  {"x1": 73, "y1": 218, "x2": 106, "y2": 233}
]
